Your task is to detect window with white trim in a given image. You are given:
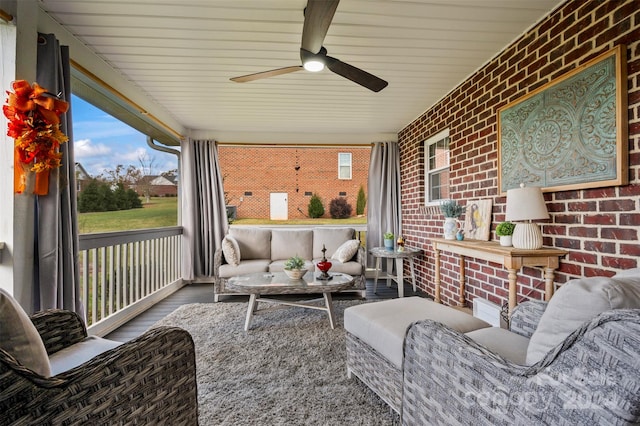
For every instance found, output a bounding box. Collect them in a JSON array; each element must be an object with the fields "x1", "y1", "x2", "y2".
[
  {"x1": 424, "y1": 129, "x2": 450, "y2": 204},
  {"x1": 338, "y1": 152, "x2": 352, "y2": 180}
]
